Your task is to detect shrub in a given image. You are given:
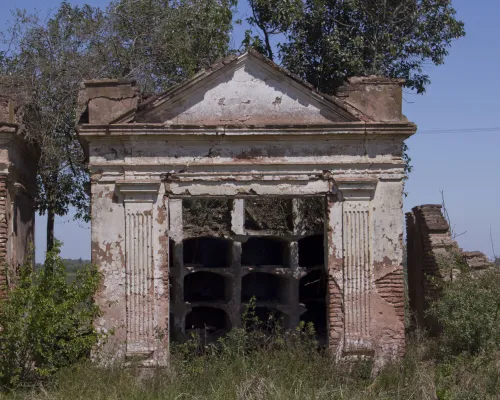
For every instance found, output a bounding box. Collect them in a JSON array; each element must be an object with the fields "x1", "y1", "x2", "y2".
[
  {"x1": 429, "y1": 265, "x2": 500, "y2": 356},
  {"x1": 0, "y1": 241, "x2": 102, "y2": 388}
]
